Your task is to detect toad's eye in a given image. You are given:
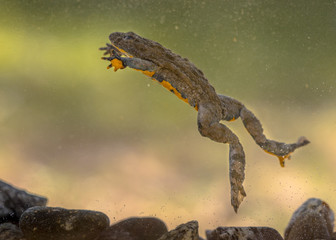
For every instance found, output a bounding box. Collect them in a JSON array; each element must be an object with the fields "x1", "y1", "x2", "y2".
[{"x1": 124, "y1": 35, "x2": 134, "y2": 40}]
